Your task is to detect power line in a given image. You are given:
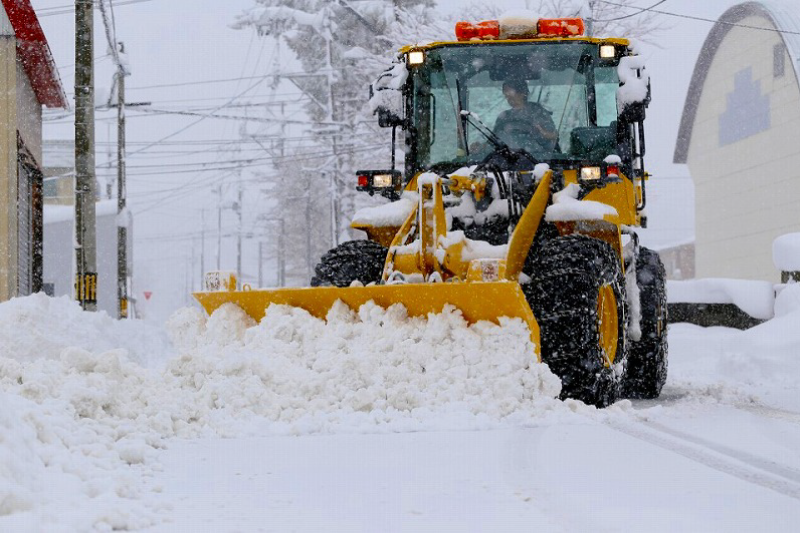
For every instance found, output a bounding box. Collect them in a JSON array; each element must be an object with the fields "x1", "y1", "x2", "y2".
[
  {"x1": 125, "y1": 74, "x2": 272, "y2": 158},
  {"x1": 38, "y1": 0, "x2": 152, "y2": 17},
  {"x1": 596, "y1": 0, "x2": 800, "y2": 35},
  {"x1": 595, "y1": 0, "x2": 668, "y2": 22}
]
